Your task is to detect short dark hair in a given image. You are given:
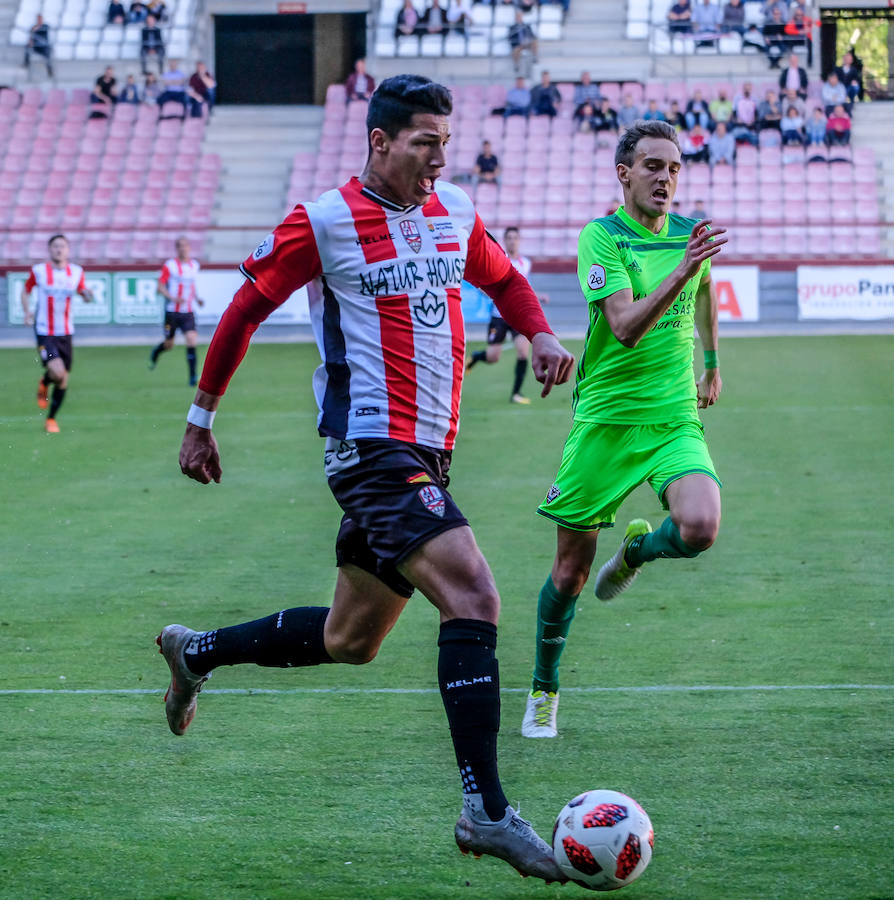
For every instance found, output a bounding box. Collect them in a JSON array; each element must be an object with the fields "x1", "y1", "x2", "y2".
[
  {"x1": 503, "y1": 226, "x2": 519, "y2": 238},
  {"x1": 615, "y1": 120, "x2": 680, "y2": 167},
  {"x1": 47, "y1": 234, "x2": 68, "y2": 246},
  {"x1": 367, "y1": 75, "x2": 452, "y2": 140}
]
